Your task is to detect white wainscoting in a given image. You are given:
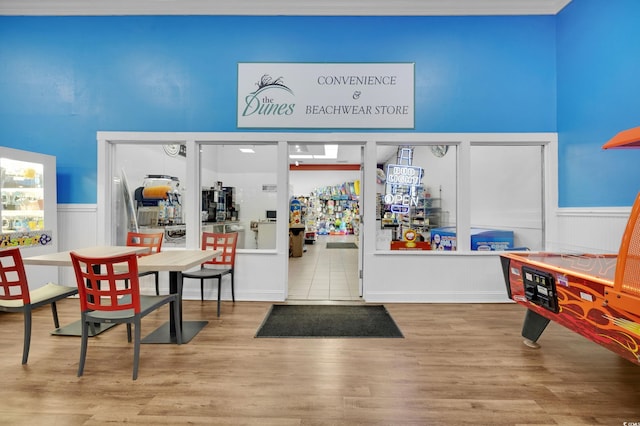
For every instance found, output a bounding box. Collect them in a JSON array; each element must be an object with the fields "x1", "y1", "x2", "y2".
[
  {"x1": 57, "y1": 204, "x2": 98, "y2": 286},
  {"x1": 57, "y1": 204, "x2": 633, "y2": 302},
  {"x1": 552, "y1": 207, "x2": 631, "y2": 254},
  {"x1": 57, "y1": 204, "x2": 287, "y2": 301}
]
